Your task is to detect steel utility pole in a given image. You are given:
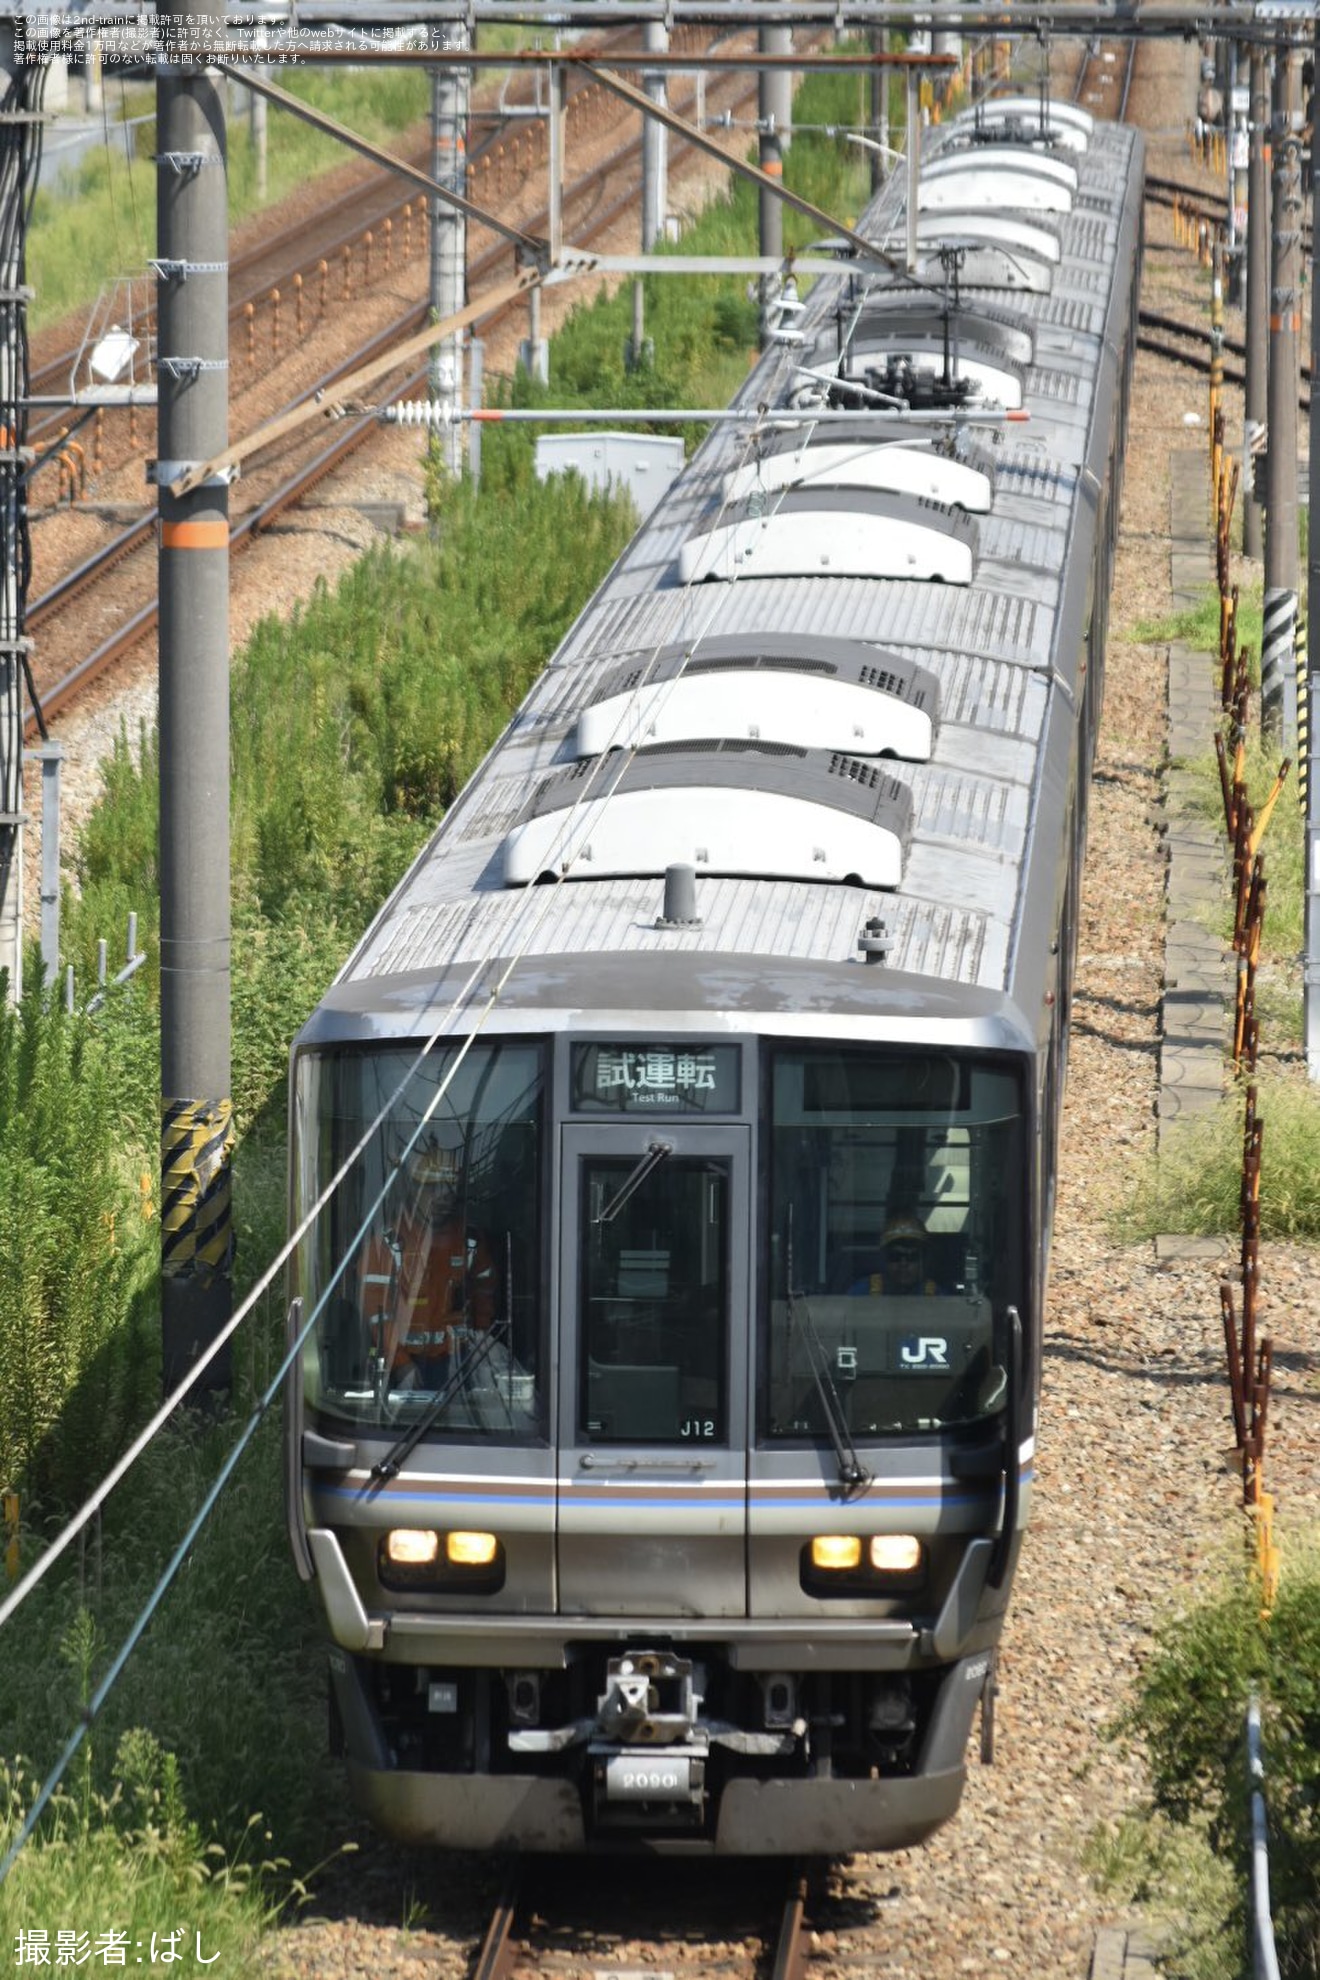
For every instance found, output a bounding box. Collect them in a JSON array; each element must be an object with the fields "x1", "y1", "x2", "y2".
[
  {"x1": 0, "y1": 25, "x2": 24, "y2": 1003},
  {"x1": 764, "y1": 9, "x2": 792, "y2": 153},
  {"x1": 430, "y1": 18, "x2": 469, "y2": 475},
  {"x1": 1305, "y1": 19, "x2": 1320, "y2": 1077},
  {"x1": 156, "y1": 0, "x2": 233, "y2": 1392},
  {"x1": 629, "y1": 20, "x2": 668, "y2": 369},
  {"x1": 869, "y1": 26, "x2": 888, "y2": 197},
  {"x1": 1243, "y1": 42, "x2": 1269, "y2": 559},
  {"x1": 757, "y1": 21, "x2": 784, "y2": 344},
  {"x1": 1261, "y1": 43, "x2": 1301, "y2": 746}
]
